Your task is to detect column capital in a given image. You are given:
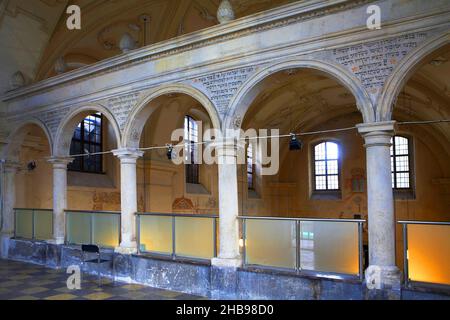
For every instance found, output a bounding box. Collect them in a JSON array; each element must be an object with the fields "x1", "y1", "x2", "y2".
[
  {"x1": 112, "y1": 148, "x2": 144, "y2": 162},
  {"x1": 209, "y1": 139, "x2": 245, "y2": 158},
  {"x1": 356, "y1": 121, "x2": 397, "y2": 147},
  {"x1": 47, "y1": 157, "x2": 74, "y2": 168}
]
